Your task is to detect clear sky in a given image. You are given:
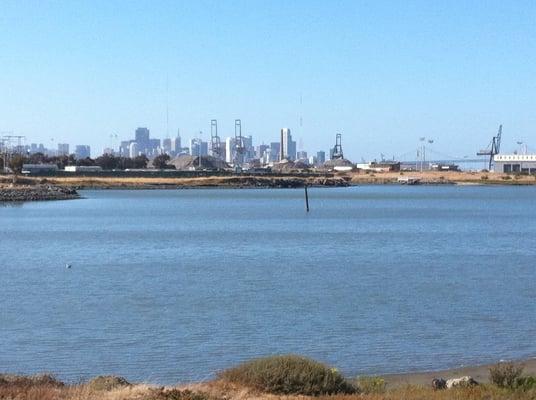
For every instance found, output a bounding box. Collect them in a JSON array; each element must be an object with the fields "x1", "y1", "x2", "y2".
[{"x1": 1, "y1": 0, "x2": 535, "y2": 160}]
